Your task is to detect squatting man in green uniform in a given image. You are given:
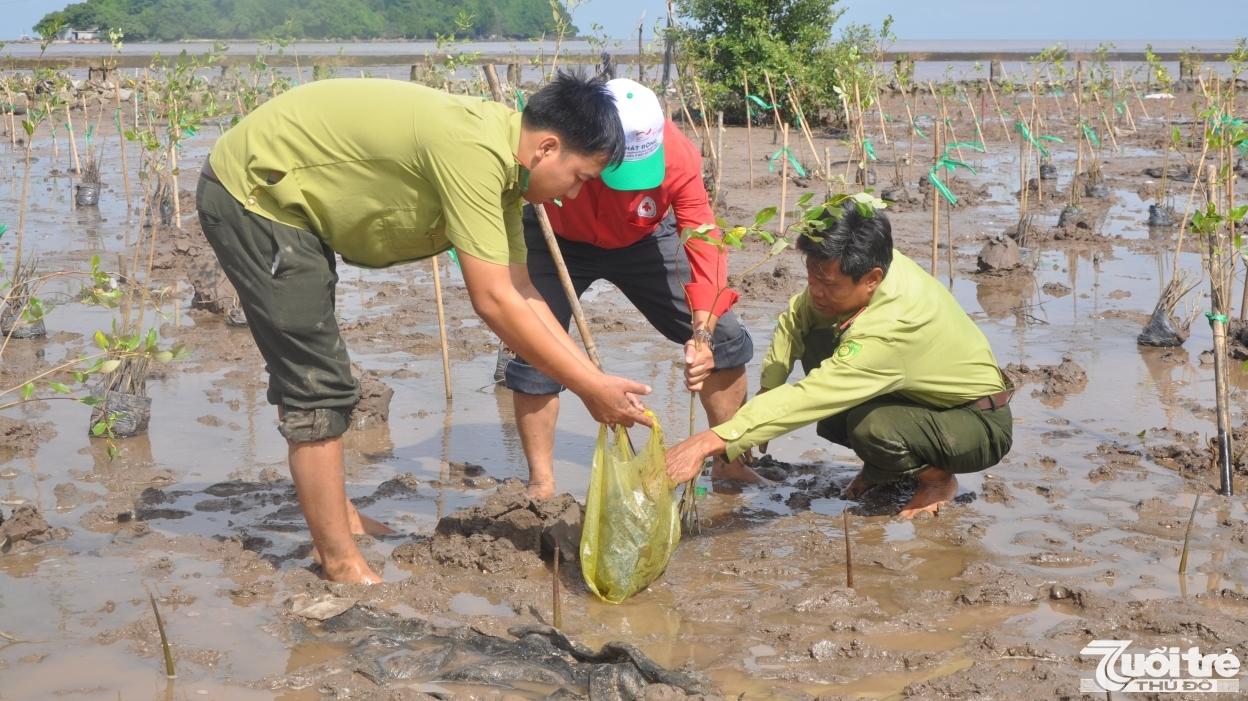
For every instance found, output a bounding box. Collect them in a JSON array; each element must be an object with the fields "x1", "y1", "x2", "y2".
[
  {"x1": 196, "y1": 75, "x2": 652, "y2": 584},
  {"x1": 666, "y1": 203, "x2": 1014, "y2": 518}
]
